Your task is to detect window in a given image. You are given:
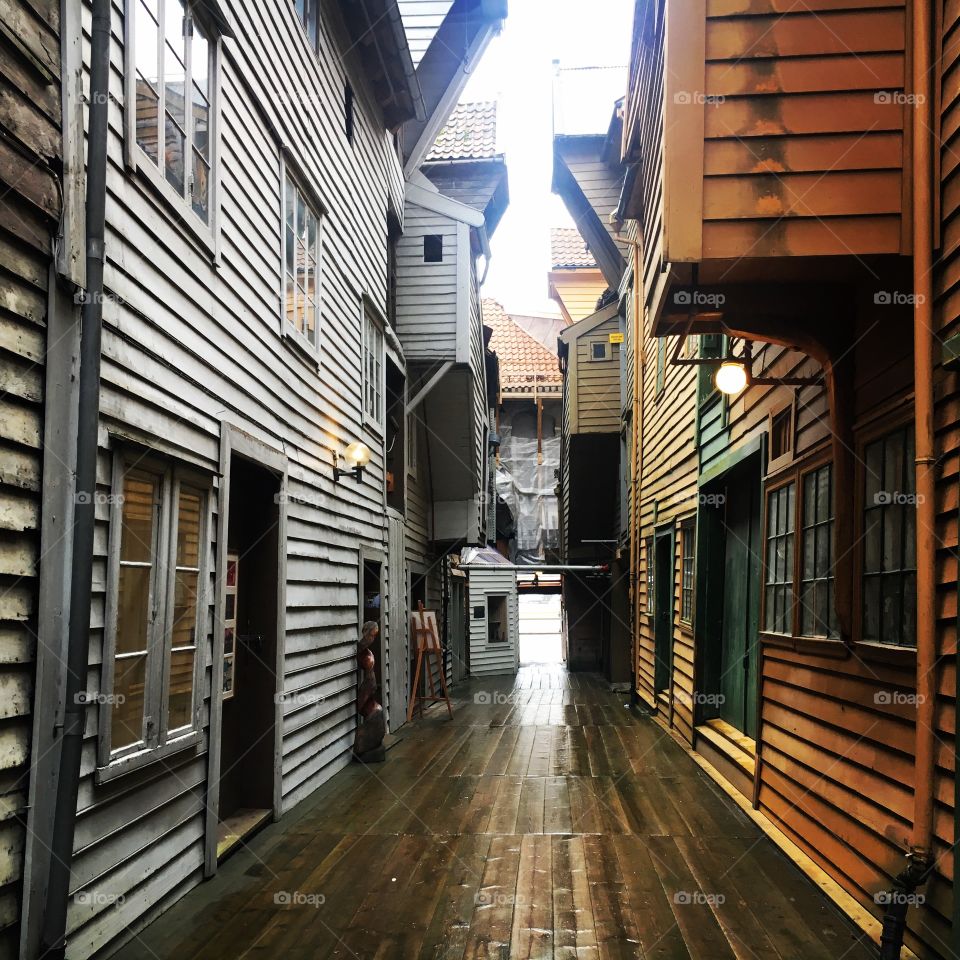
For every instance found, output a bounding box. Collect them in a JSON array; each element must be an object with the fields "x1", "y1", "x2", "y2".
[
  {"x1": 363, "y1": 308, "x2": 384, "y2": 427},
  {"x1": 132, "y1": 0, "x2": 215, "y2": 223},
  {"x1": 283, "y1": 171, "x2": 321, "y2": 348},
  {"x1": 344, "y1": 82, "x2": 355, "y2": 144},
  {"x1": 863, "y1": 425, "x2": 917, "y2": 646},
  {"x1": 102, "y1": 456, "x2": 208, "y2": 767},
  {"x1": 424, "y1": 235, "x2": 443, "y2": 263},
  {"x1": 387, "y1": 215, "x2": 401, "y2": 329},
  {"x1": 800, "y1": 463, "x2": 836, "y2": 637},
  {"x1": 407, "y1": 411, "x2": 418, "y2": 478},
  {"x1": 764, "y1": 482, "x2": 795, "y2": 634},
  {"x1": 698, "y1": 334, "x2": 724, "y2": 406},
  {"x1": 645, "y1": 537, "x2": 654, "y2": 613},
  {"x1": 591, "y1": 341, "x2": 609, "y2": 361},
  {"x1": 293, "y1": 0, "x2": 320, "y2": 49},
  {"x1": 770, "y1": 406, "x2": 794, "y2": 463},
  {"x1": 680, "y1": 521, "x2": 695, "y2": 623}
]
